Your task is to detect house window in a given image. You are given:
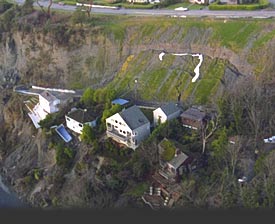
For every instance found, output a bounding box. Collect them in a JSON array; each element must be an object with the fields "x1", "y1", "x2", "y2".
[
  {"x1": 115, "y1": 126, "x2": 118, "y2": 129},
  {"x1": 66, "y1": 117, "x2": 70, "y2": 121},
  {"x1": 107, "y1": 123, "x2": 111, "y2": 128},
  {"x1": 120, "y1": 130, "x2": 122, "y2": 132},
  {"x1": 123, "y1": 131, "x2": 126, "y2": 134},
  {"x1": 115, "y1": 120, "x2": 118, "y2": 123},
  {"x1": 79, "y1": 124, "x2": 83, "y2": 128},
  {"x1": 119, "y1": 122, "x2": 122, "y2": 125}
]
